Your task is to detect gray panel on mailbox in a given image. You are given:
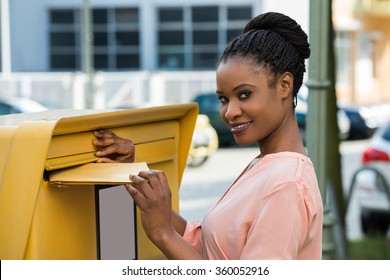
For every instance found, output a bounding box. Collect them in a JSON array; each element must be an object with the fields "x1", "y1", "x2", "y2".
[{"x1": 97, "y1": 185, "x2": 136, "y2": 260}]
